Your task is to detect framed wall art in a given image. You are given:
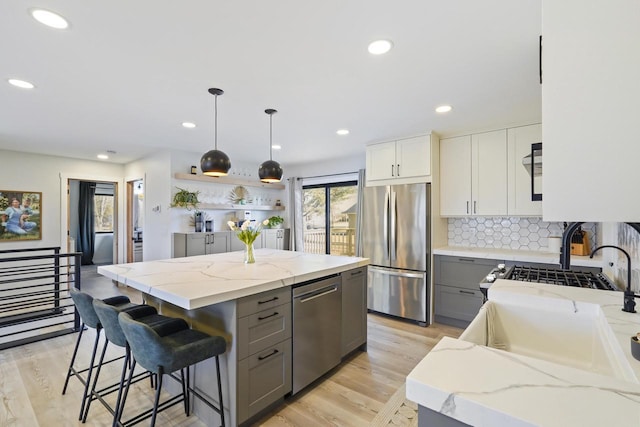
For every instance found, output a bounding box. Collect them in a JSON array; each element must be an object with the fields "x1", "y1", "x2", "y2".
[{"x1": 0, "y1": 191, "x2": 42, "y2": 241}]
